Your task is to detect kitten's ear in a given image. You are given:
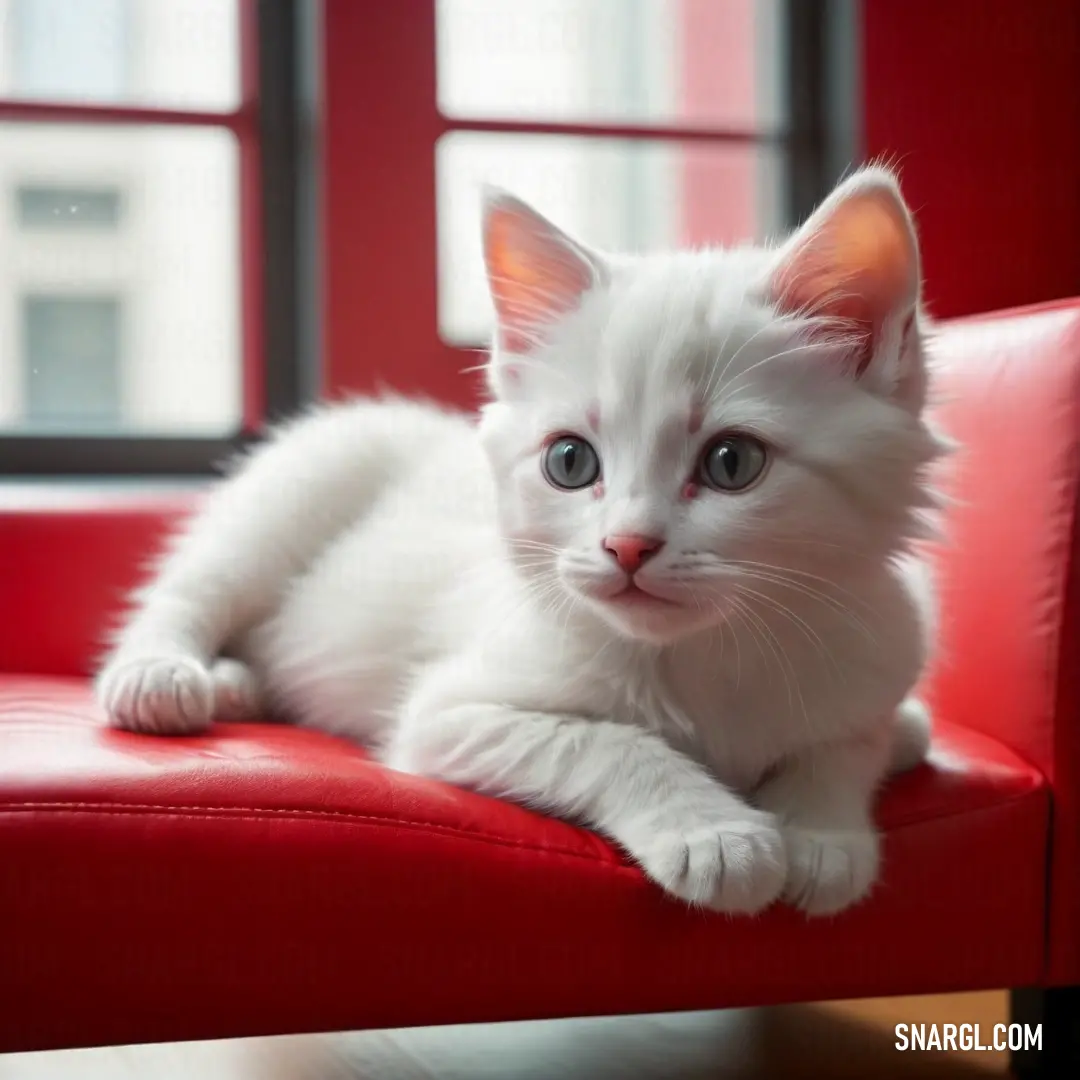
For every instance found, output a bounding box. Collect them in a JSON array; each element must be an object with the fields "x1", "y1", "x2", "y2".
[
  {"x1": 482, "y1": 189, "x2": 605, "y2": 354},
  {"x1": 767, "y1": 166, "x2": 920, "y2": 377}
]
